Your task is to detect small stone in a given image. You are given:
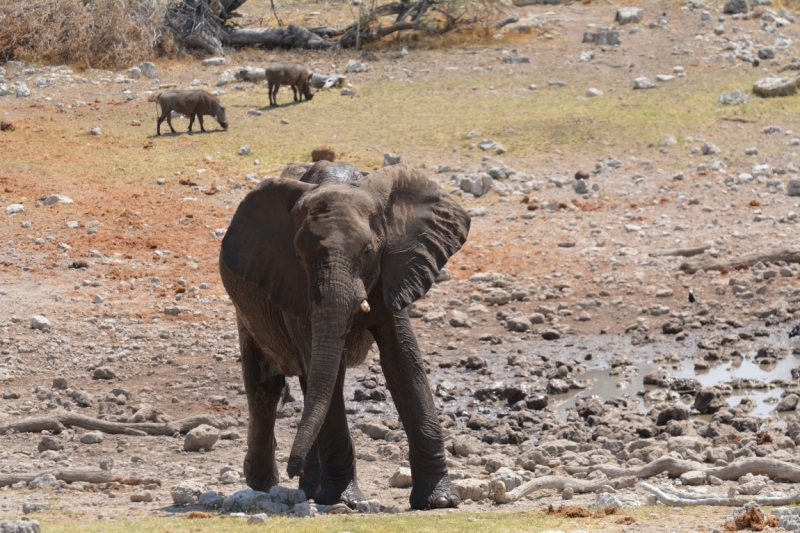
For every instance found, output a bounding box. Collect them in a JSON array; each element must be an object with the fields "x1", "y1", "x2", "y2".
[
  {"x1": 184, "y1": 424, "x2": 219, "y2": 451},
  {"x1": 247, "y1": 513, "x2": 268, "y2": 524},
  {"x1": 753, "y1": 77, "x2": 798, "y2": 98},
  {"x1": 202, "y1": 57, "x2": 226, "y2": 67},
  {"x1": 355, "y1": 499, "x2": 380, "y2": 513},
  {"x1": 139, "y1": 62, "x2": 156, "y2": 78},
  {"x1": 593, "y1": 492, "x2": 622, "y2": 508},
  {"x1": 30, "y1": 315, "x2": 51, "y2": 331},
  {"x1": 38, "y1": 436, "x2": 63, "y2": 453},
  {"x1": 633, "y1": 77, "x2": 655, "y2": 90},
  {"x1": 90, "y1": 127, "x2": 101, "y2": 136},
  {"x1": 171, "y1": 480, "x2": 207, "y2": 506},
  {"x1": 22, "y1": 503, "x2": 46, "y2": 515},
  {"x1": 280, "y1": 118, "x2": 289, "y2": 125},
  {"x1": 680, "y1": 470, "x2": 707, "y2": 486},
  {"x1": 93, "y1": 367, "x2": 115, "y2": 380},
  {"x1": 723, "y1": 0, "x2": 748, "y2": 14},
  {"x1": 776, "y1": 393, "x2": 799, "y2": 411},
  {"x1": 92, "y1": 295, "x2": 104, "y2": 304},
  {"x1": 238, "y1": 145, "x2": 251, "y2": 156},
  {"x1": 383, "y1": 152, "x2": 406, "y2": 166},
  {"x1": 131, "y1": 490, "x2": 154, "y2": 503},
  {"x1": 586, "y1": 88, "x2": 603, "y2": 97},
  {"x1": 655, "y1": 74, "x2": 676, "y2": 82},
  {"x1": 616, "y1": 7, "x2": 644, "y2": 24},
  {"x1": 5, "y1": 204, "x2": 24, "y2": 215},
  {"x1": 389, "y1": 467, "x2": 413, "y2": 488},
  {"x1": 219, "y1": 470, "x2": 240, "y2": 484},
  {"x1": 340, "y1": 88, "x2": 356, "y2": 96},
  {"x1": 80, "y1": 431, "x2": 104, "y2": 444}
]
